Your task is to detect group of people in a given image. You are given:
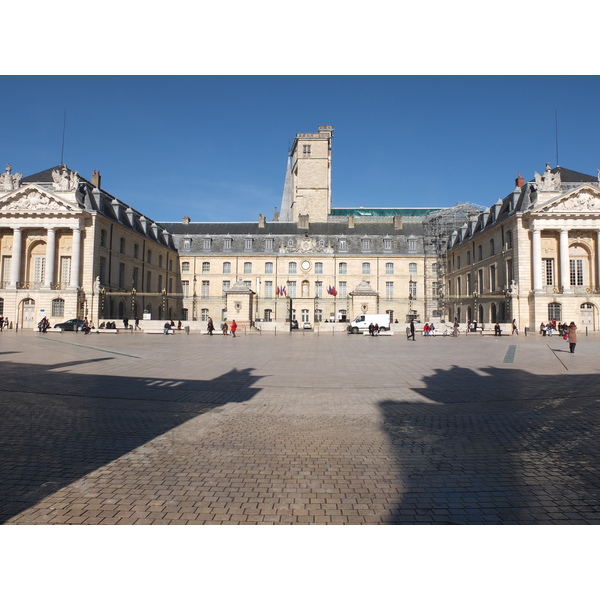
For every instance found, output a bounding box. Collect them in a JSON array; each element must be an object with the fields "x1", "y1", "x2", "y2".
[
  {"x1": 368, "y1": 323, "x2": 380, "y2": 336},
  {"x1": 422, "y1": 323, "x2": 436, "y2": 336},
  {"x1": 539, "y1": 320, "x2": 566, "y2": 337},
  {"x1": 37, "y1": 316, "x2": 50, "y2": 332}
]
